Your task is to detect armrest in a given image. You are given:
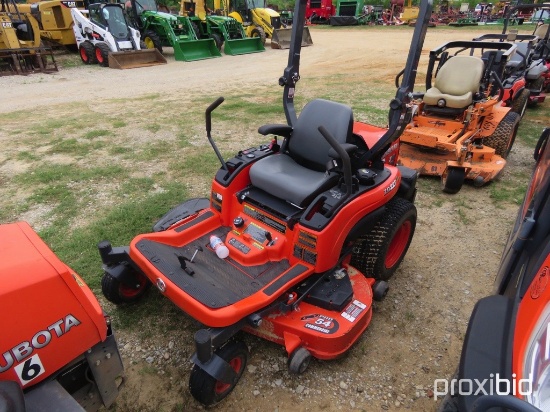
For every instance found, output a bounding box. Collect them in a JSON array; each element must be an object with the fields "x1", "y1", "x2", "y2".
[
  {"x1": 328, "y1": 143, "x2": 358, "y2": 160},
  {"x1": 258, "y1": 124, "x2": 293, "y2": 138}
]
